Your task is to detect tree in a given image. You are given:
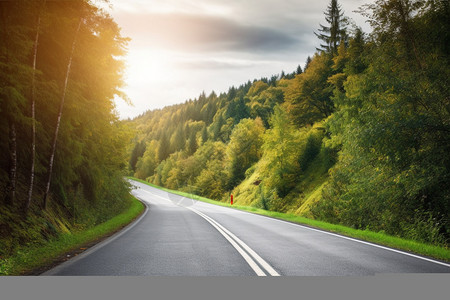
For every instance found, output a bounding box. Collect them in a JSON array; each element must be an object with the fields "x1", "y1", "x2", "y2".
[
  {"x1": 157, "y1": 132, "x2": 170, "y2": 162},
  {"x1": 212, "y1": 113, "x2": 224, "y2": 141},
  {"x1": 261, "y1": 105, "x2": 300, "y2": 199},
  {"x1": 43, "y1": 17, "x2": 83, "y2": 209},
  {"x1": 1, "y1": 0, "x2": 131, "y2": 259},
  {"x1": 186, "y1": 129, "x2": 198, "y2": 155},
  {"x1": 226, "y1": 118, "x2": 265, "y2": 189},
  {"x1": 0, "y1": 1, "x2": 35, "y2": 206},
  {"x1": 170, "y1": 125, "x2": 185, "y2": 153},
  {"x1": 135, "y1": 140, "x2": 159, "y2": 179},
  {"x1": 284, "y1": 53, "x2": 334, "y2": 126},
  {"x1": 314, "y1": 0, "x2": 450, "y2": 244},
  {"x1": 25, "y1": 0, "x2": 46, "y2": 213},
  {"x1": 315, "y1": 0, "x2": 347, "y2": 55},
  {"x1": 129, "y1": 141, "x2": 146, "y2": 172},
  {"x1": 201, "y1": 125, "x2": 208, "y2": 144},
  {"x1": 304, "y1": 56, "x2": 312, "y2": 71}
]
